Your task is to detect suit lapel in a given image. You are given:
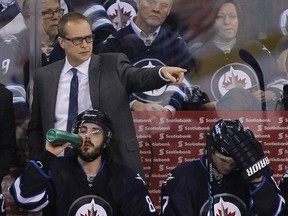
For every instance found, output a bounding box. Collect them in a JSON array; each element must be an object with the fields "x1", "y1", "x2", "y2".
[
  {"x1": 46, "y1": 61, "x2": 64, "y2": 128},
  {"x1": 89, "y1": 55, "x2": 101, "y2": 109}
]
